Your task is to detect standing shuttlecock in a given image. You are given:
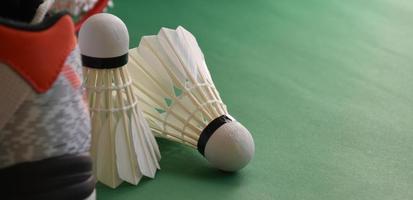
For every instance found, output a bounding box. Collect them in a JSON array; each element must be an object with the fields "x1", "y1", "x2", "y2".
[
  {"x1": 78, "y1": 13, "x2": 160, "y2": 188},
  {"x1": 127, "y1": 26, "x2": 254, "y2": 172}
]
